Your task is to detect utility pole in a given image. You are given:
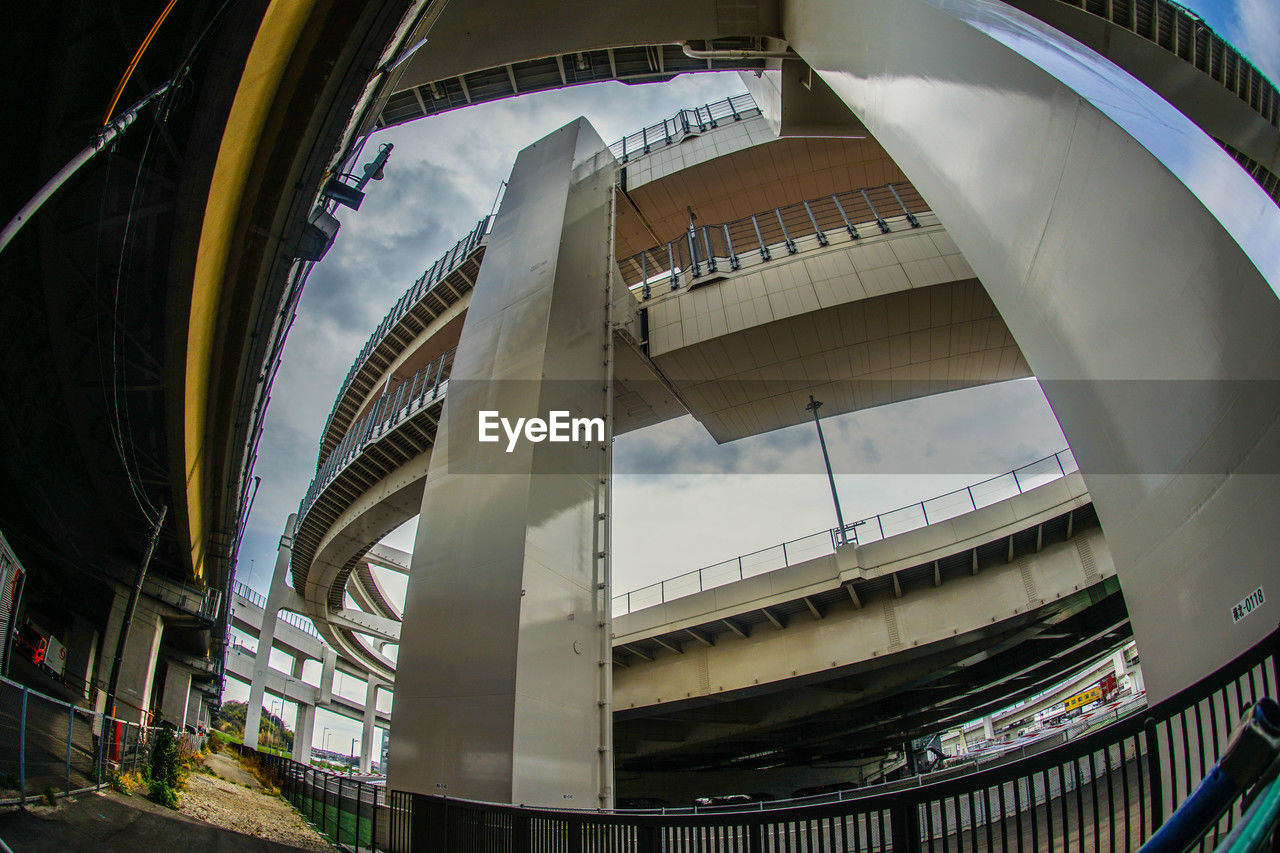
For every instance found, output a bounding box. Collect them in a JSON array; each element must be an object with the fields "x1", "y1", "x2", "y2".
[
  {"x1": 805, "y1": 396, "x2": 848, "y2": 545},
  {"x1": 99, "y1": 505, "x2": 167, "y2": 782}
]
